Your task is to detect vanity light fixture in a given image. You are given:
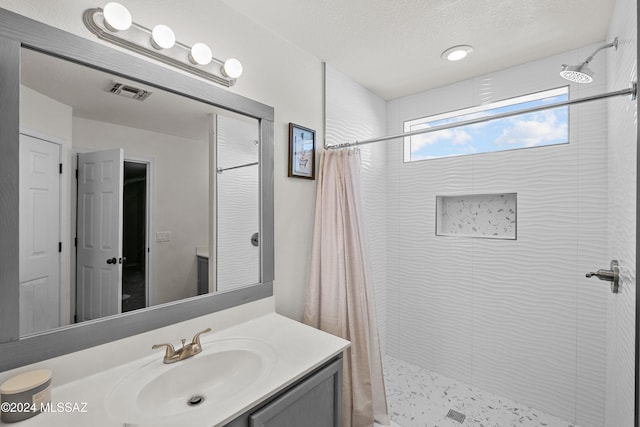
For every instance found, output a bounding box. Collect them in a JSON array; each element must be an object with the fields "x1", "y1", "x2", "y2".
[
  {"x1": 189, "y1": 42, "x2": 213, "y2": 65},
  {"x1": 441, "y1": 45, "x2": 474, "y2": 61},
  {"x1": 151, "y1": 24, "x2": 176, "y2": 50},
  {"x1": 102, "y1": 2, "x2": 132, "y2": 32},
  {"x1": 222, "y1": 58, "x2": 244, "y2": 79},
  {"x1": 84, "y1": 2, "x2": 243, "y2": 87}
]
